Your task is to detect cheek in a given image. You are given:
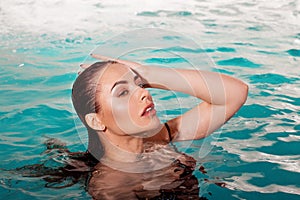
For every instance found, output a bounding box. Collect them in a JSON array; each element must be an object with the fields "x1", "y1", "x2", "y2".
[
  {"x1": 99, "y1": 96, "x2": 119, "y2": 125},
  {"x1": 128, "y1": 94, "x2": 150, "y2": 127},
  {"x1": 111, "y1": 95, "x2": 144, "y2": 128},
  {"x1": 102, "y1": 93, "x2": 151, "y2": 132},
  {"x1": 128, "y1": 97, "x2": 140, "y2": 120},
  {"x1": 106, "y1": 96, "x2": 133, "y2": 128},
  {"x1": 112, "y1": 95, "x2": 138, "y2": 121},
  {"x1": 112, "y1": 100, "x2": 130, "y2": 117}
]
